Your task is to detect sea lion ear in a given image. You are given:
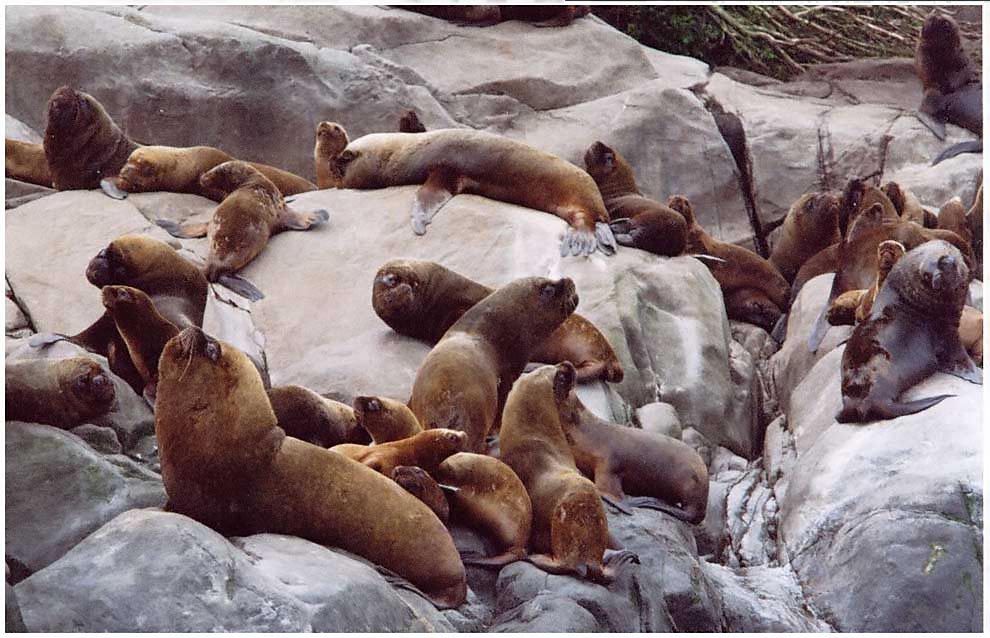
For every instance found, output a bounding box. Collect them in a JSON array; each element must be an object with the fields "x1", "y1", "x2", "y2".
[{"x1": 553, "y1": 362, "x2": 577, "y2": 401}]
